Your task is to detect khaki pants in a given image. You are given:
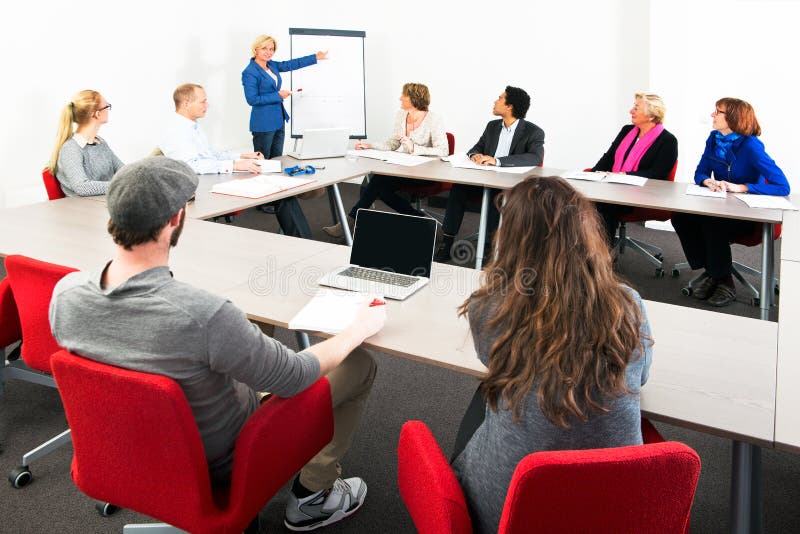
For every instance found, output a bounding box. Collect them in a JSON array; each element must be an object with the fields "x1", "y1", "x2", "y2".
[{"x1": 299, "y1": 347, "x2": 377, "y2": 492}]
